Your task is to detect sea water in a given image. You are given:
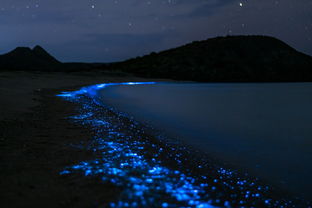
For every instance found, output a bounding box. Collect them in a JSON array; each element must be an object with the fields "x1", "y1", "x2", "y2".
[{"x1": 97, "y1": 82, "x2": 312, "y2": 199}]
